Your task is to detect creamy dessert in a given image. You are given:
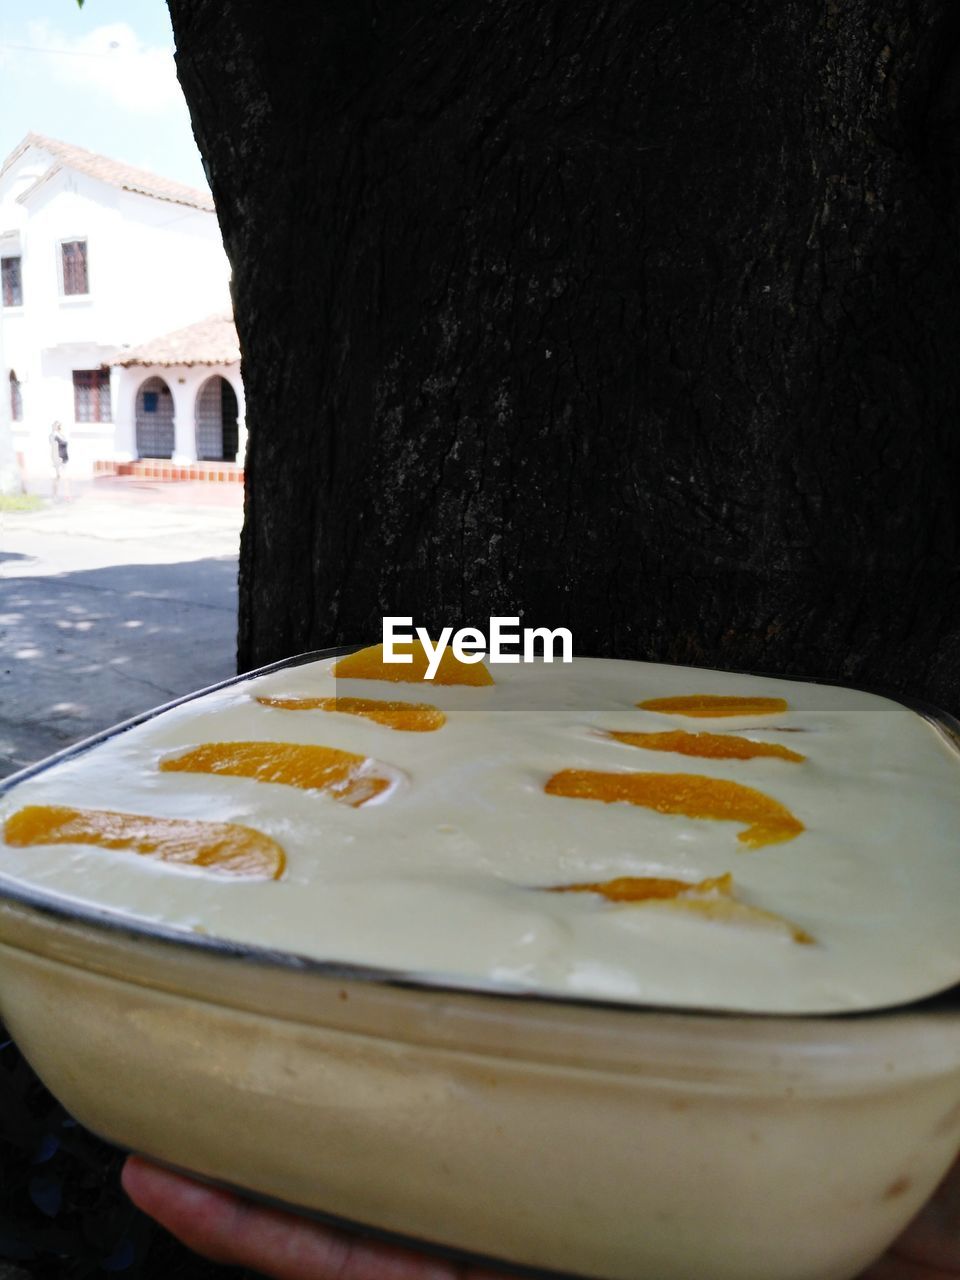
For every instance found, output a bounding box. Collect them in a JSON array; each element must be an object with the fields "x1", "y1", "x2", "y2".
[{"x1": 1, "y1": 646, "x2": 959, "y2": 1014}]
